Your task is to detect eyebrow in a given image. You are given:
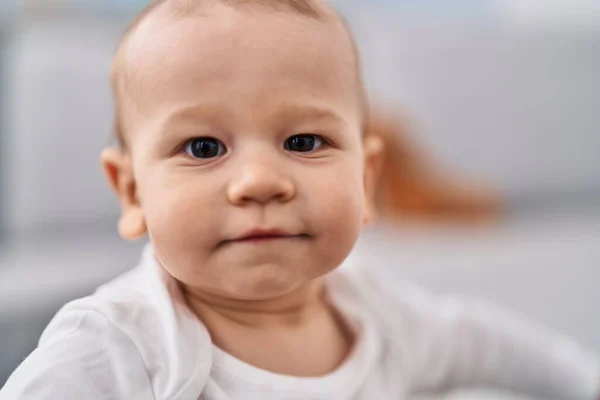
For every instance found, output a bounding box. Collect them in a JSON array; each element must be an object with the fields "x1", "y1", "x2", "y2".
[
  {"x1": 276, "y1": 103, "x2": 345, "y2": 122},
  {"x1": 162, "y1": 103, "x2": 231, "y2": 126},
  {"x1": 162, "y1": 102, "x2": 346, "y2": 127}
]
